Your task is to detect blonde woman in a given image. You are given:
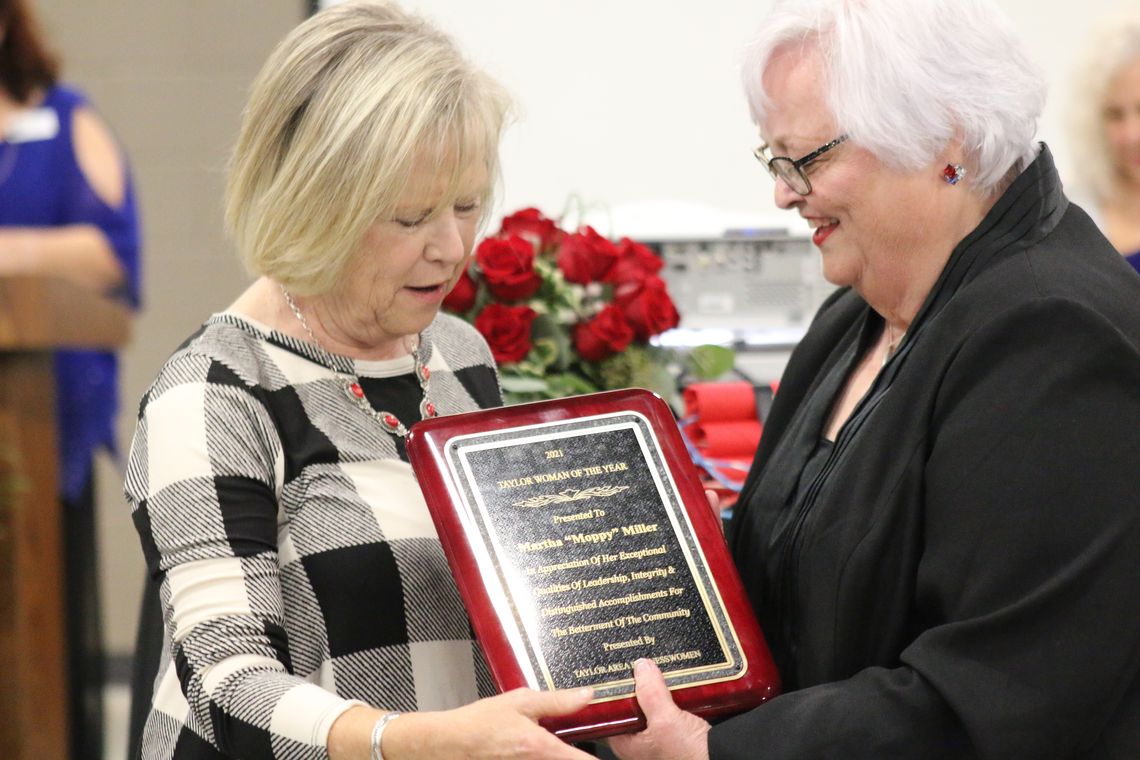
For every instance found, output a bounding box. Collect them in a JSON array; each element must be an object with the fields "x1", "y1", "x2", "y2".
[
  {"x1": 1068, "y1": 10, "x2": 1140, "y2": 273},
  {"x1": 125, "y1": 3, "x2": 594, "y2": 759}
]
